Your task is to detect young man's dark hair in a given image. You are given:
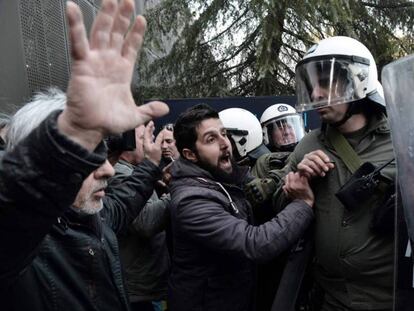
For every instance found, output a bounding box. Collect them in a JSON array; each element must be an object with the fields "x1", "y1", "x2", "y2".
[{"x1": 174, "y1": 104, "x2": 219, "y2": 156}]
